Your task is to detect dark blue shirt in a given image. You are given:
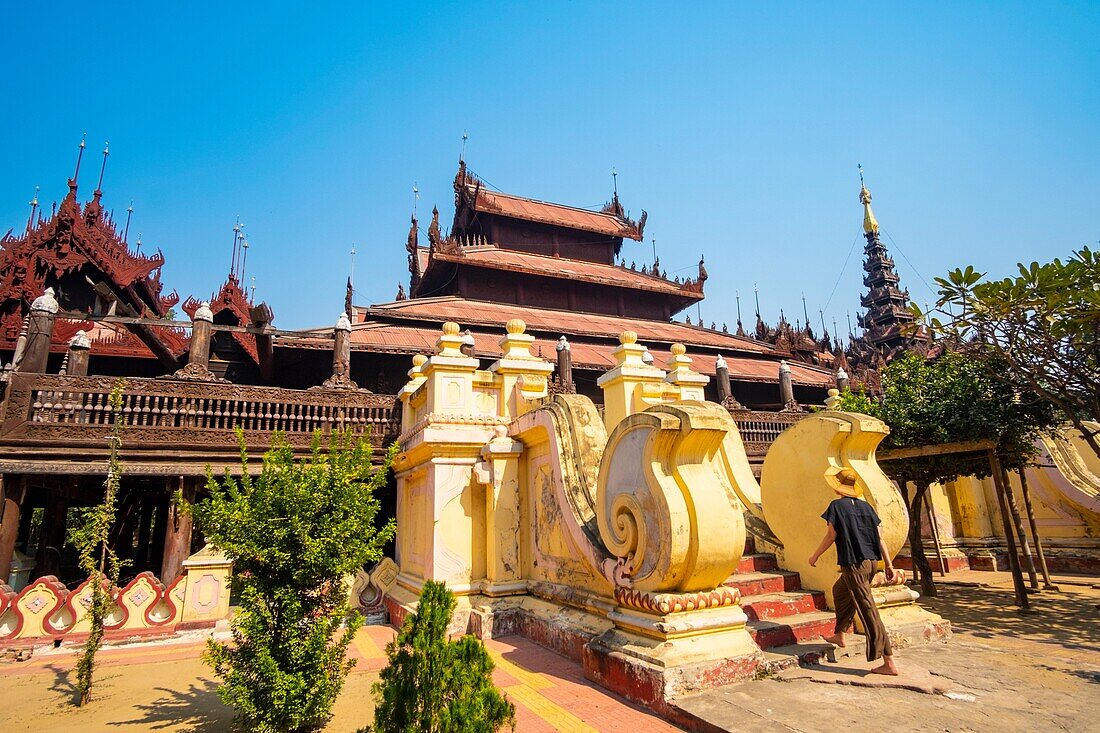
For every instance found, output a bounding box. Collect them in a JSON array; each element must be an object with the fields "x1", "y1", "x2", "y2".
[{"x1": 822, "y1": 497, "x2": 883, "y2": 567}]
